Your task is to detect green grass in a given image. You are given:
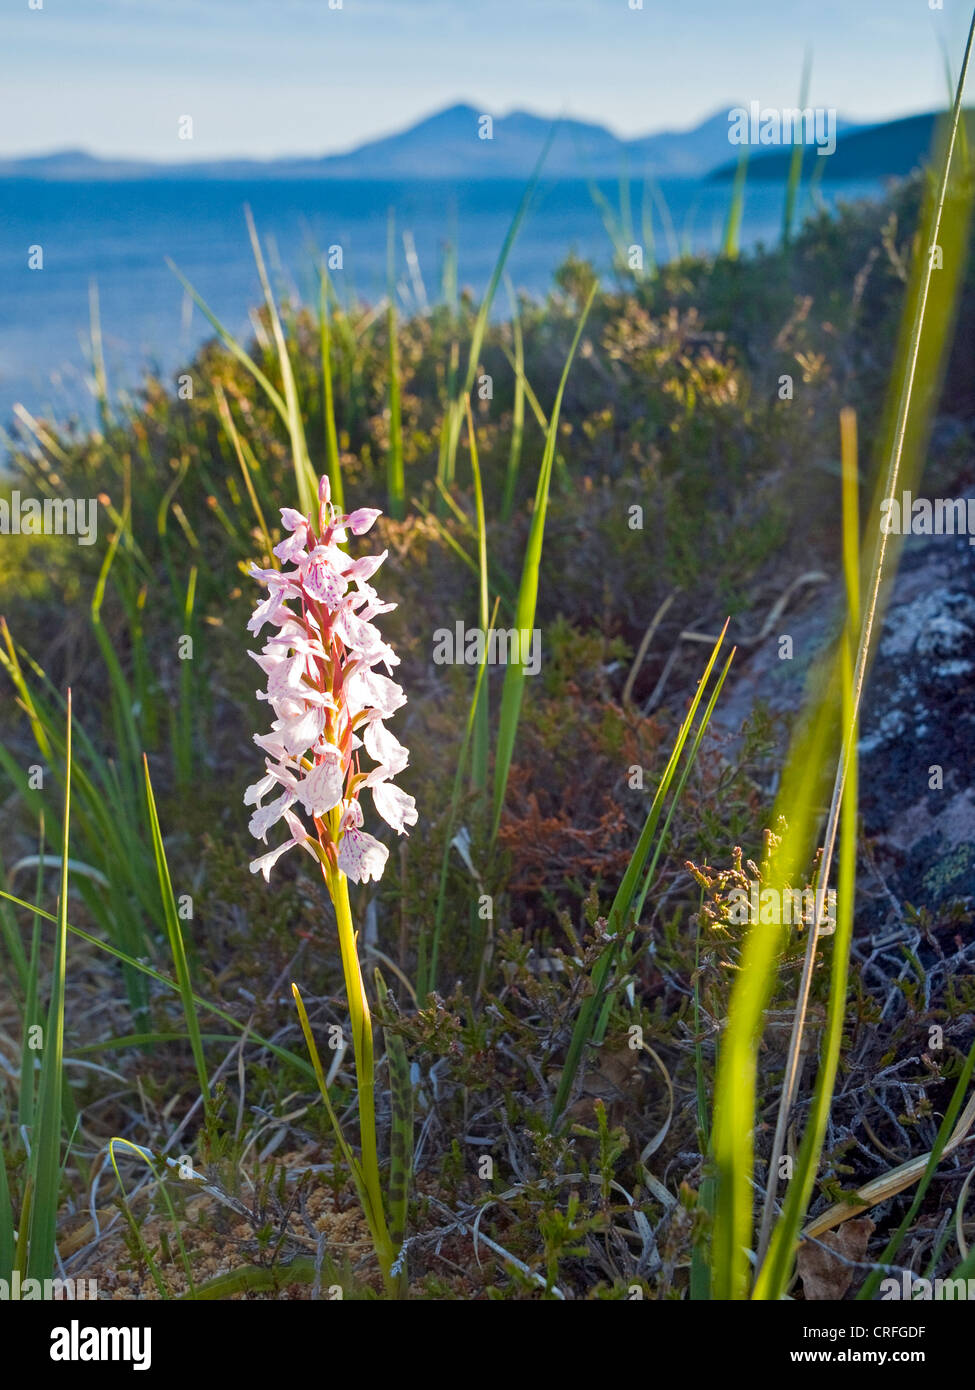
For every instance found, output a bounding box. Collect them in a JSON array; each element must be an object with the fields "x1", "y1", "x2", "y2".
[
  {"x1": 782, "y1": 50, "x2": 814, "y2": 246},
  {"x1": 491, "y1": 279, "x2": 598, "y2": 844},
  {"x1": 24, "y1": 693, "x2": 71, "y2": 1282},
  {"x1": 385, "y1": 213, "x2": 406, "y2": 521}
]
